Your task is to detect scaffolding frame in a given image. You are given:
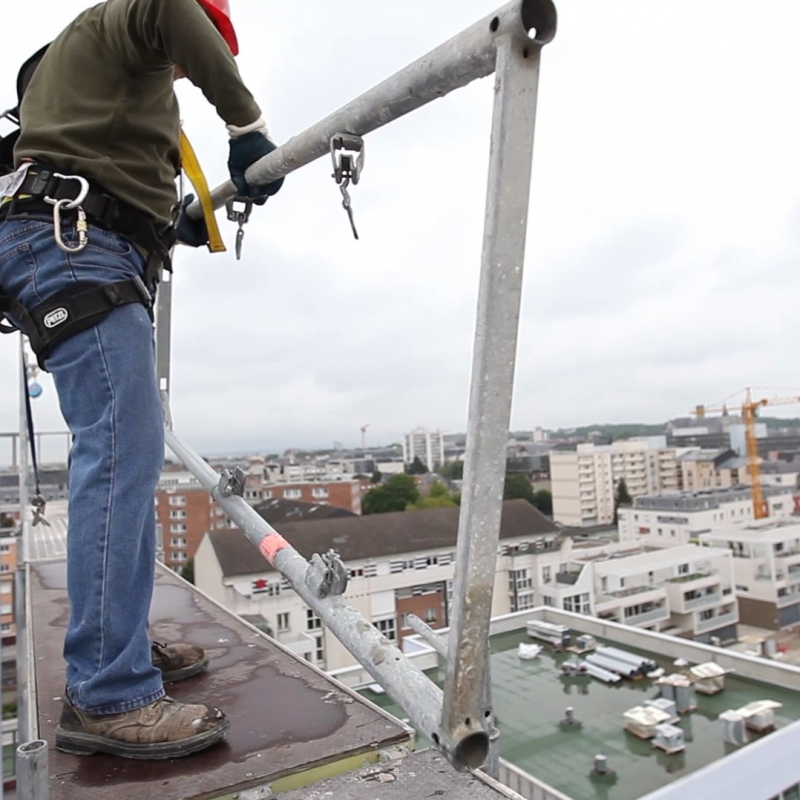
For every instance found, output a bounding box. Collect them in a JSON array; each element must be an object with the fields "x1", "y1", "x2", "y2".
[
  {"x1": 13, "y1": 0, "x2": 557, "y2": 792},
  {"x1": 177, "y1": 0, "x2": 556, "y2": 774}
]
